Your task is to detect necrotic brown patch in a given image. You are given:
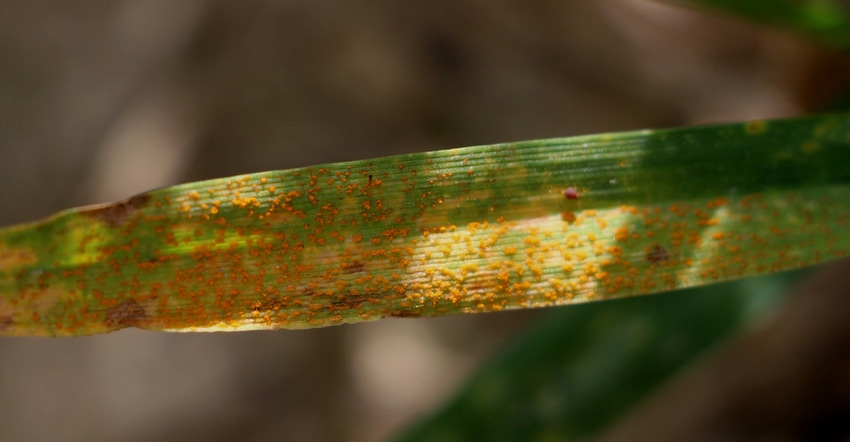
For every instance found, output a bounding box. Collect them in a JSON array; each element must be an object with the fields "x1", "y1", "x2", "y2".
[
  {"x1": 330, "y1": 293, "x2": 372, "y2": 311},
  {"x1": 645, "y1": 243, "x2": 671, "y2": 264},
  {"x1": 342, "y1": 261, "x2": 366, "y2": 274},
  {"x1": 0, "y1": 316, "x2": 13, "y2": 332},
  {"x1": 82, "y1": 193, "x2": 152, "y2": 227},
  {"x1": 251, "y1": 297, "x2": 289, "y2": 312},
  {"x1": 387, "y1": 310, "x2": 422, "y2": 318},
  {"x1": 104, "y1": 299, "x2": 147, "y2": 328}
]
